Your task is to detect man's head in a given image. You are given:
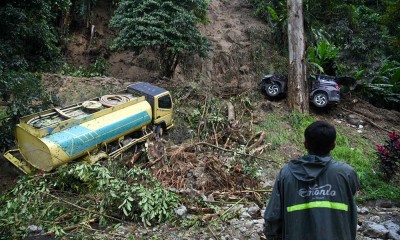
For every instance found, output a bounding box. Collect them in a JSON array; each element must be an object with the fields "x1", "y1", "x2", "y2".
[{"x1": 304, "y1": 121, "x2": 336, "y2": 156}]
